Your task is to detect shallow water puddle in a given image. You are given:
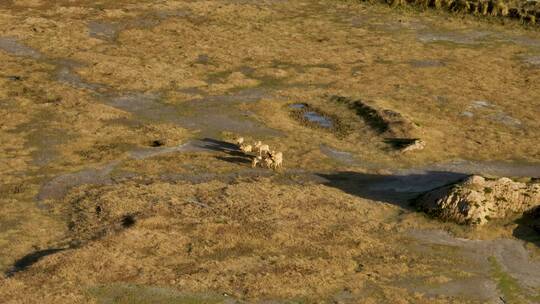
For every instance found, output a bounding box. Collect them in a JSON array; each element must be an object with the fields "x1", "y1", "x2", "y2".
[
  {"x1": 289, "y1": 103, "x2": 334, "y2": 129},
  {"x1": 304, "y1": 111, "x2": 333, "y2": 128}
]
